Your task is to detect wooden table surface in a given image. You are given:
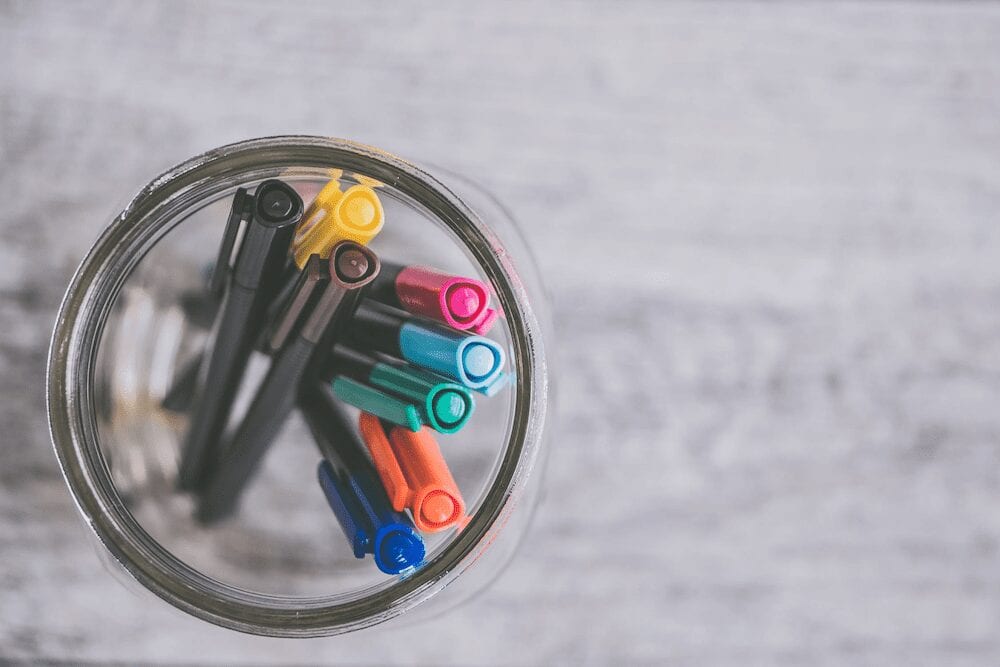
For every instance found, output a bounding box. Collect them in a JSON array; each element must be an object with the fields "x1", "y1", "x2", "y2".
[{"x1": 3, "y1": 1, "x2": 1000, "y2": 664}]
